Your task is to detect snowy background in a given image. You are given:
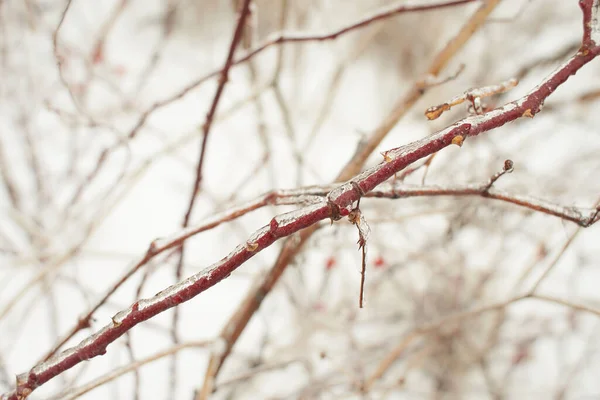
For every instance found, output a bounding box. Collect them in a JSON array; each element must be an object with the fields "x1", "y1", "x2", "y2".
[{"x1": 1, "y1": 0, "x2": 600, "y2": 399}]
